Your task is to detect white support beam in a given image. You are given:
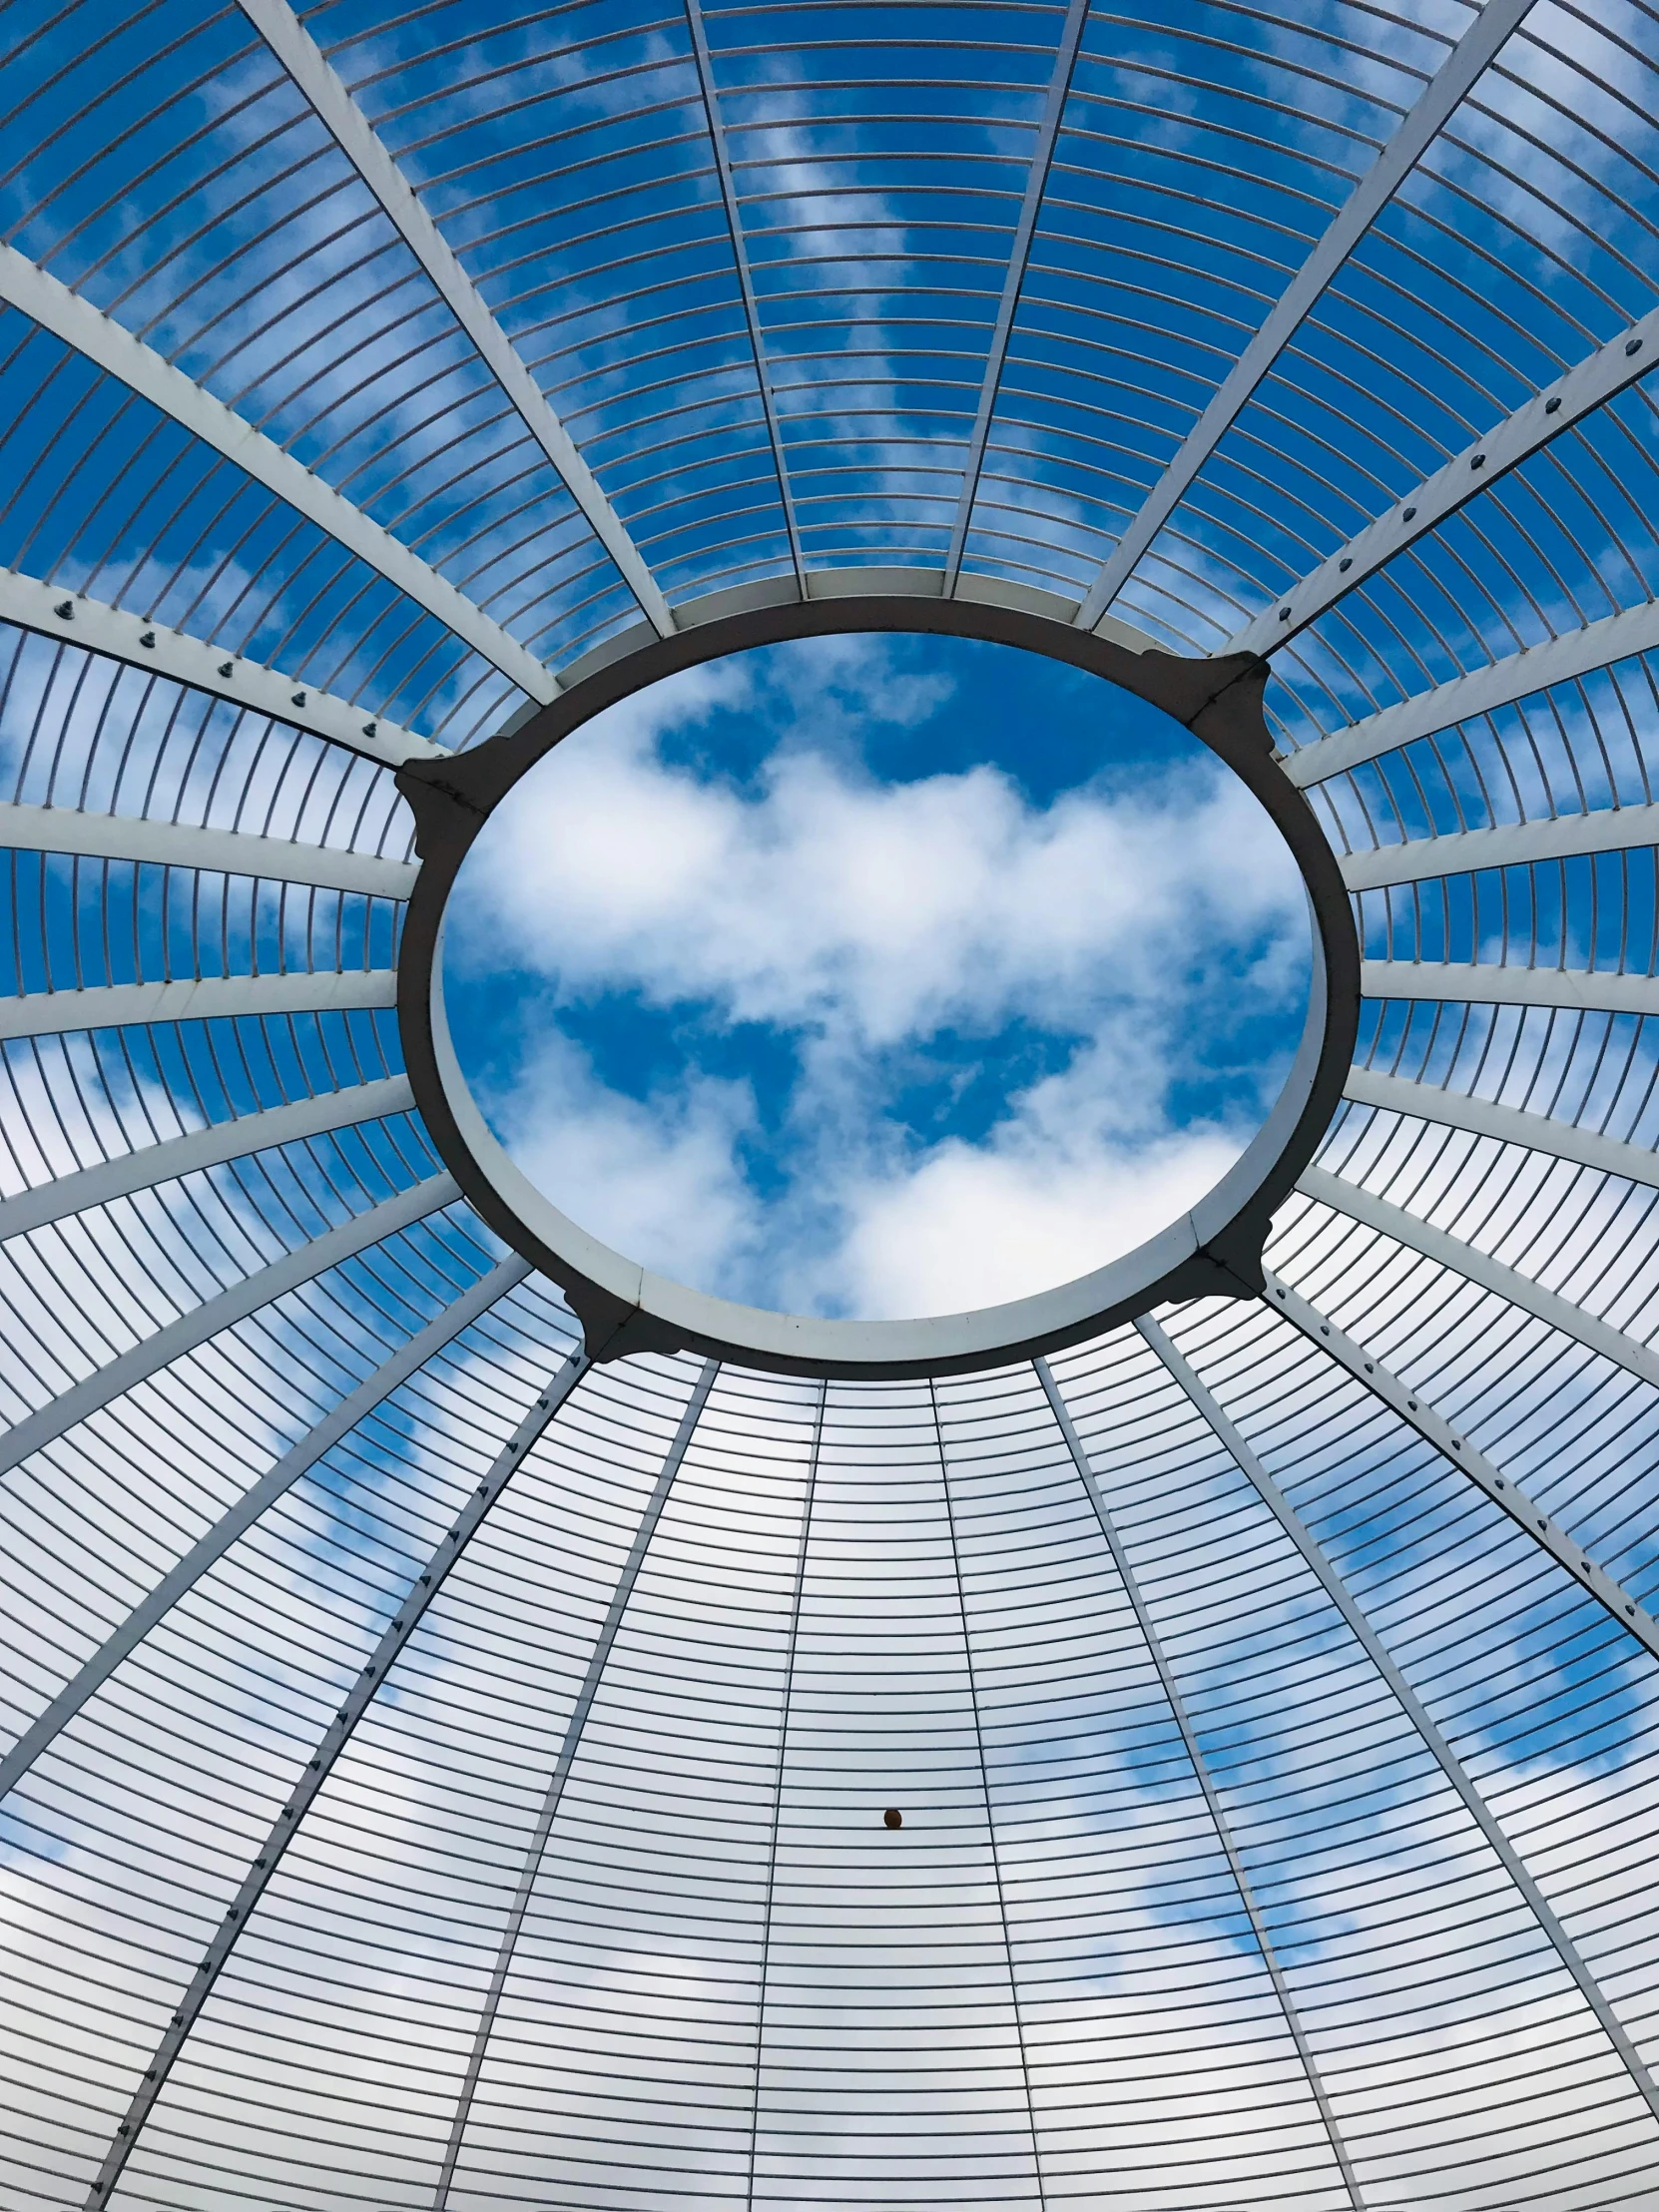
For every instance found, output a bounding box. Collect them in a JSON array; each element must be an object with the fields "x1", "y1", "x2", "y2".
[
  {"x1": 1361, "y1": 960, "x2": 1659, "y2": 1018},
  {"x1": 0, "y1": 1076, "x2": 415, "y2": 1245},
  {"x1": 1298, "y1": 1161, "x2": 1659, "y2": 1395},
  {"x1": 0, "y1": 564, "x2": 442, "y2": 769},
  {"x1": 1341, "y1": 804, "x2": 1659, "y2": 892},
  {"x1": 1075, "y1": 0, "x2": 1538, "y2": 631},
  {"x1": 0, "y1": 1252, "x2": 530, "y2": 1807},
  {"x1": 1229, "y1": 303, "x2": 1659, "y2": 661},
  {"x1": 0, "y1": 1171, "x2": 458, "y2": 1482},
  {"x1": 1135, "y1": 1311, "x2": 1659, "y2": 2126},
  {"x1": 0, "y1": 800, "x2": 416, "y2": 900},
  {"x1": 0, "y1": 244, "x2": 557, "y2": 703},
  {"x1": 1344, "y1": 1065, "x2": 1659, "y2": 1191},
  {"x1": 432, "y1": 1359, "x2": 719, "y2": 2210},
  {"x1": 236, "y1": 0, "x2": 673, "y2": 641},
  {"x1": 942, "y1": 0, "x2": 1090, "y2": 594},
  {"x1": 1256, "y1": 1266, "x2": 1659, "y2": 1663},
  {"x1": 0, "y1": 968, "x2": 397, "y2": 1041},
  {"x1": 82, "y1": 1339, "x2": 595, "y2": 2212},
  {"x1": 1278, "y1": 600, "x2": 1659, "y2": 789},
  {"x1": 1036, "y1": 1357, "x2": 1365, "y2": 2210},
  {"x1": 682, "y1": 0, "x2": 805, "y2": 591}
]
